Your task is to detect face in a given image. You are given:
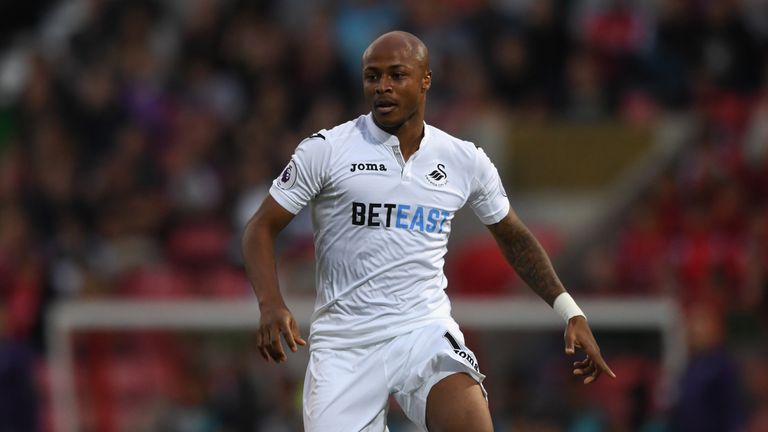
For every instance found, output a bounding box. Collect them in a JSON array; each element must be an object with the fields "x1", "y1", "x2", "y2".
[{"x1": 362, "y1": 39, "x2": 431, "y2": 131}]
